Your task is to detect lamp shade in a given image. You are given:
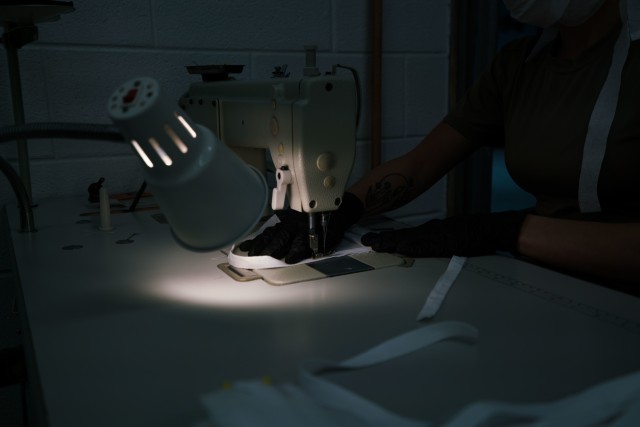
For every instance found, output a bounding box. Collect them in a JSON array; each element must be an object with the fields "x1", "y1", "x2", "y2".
[{"x1": 108, "y1": 77, "x2": 268, "y2": 251}]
